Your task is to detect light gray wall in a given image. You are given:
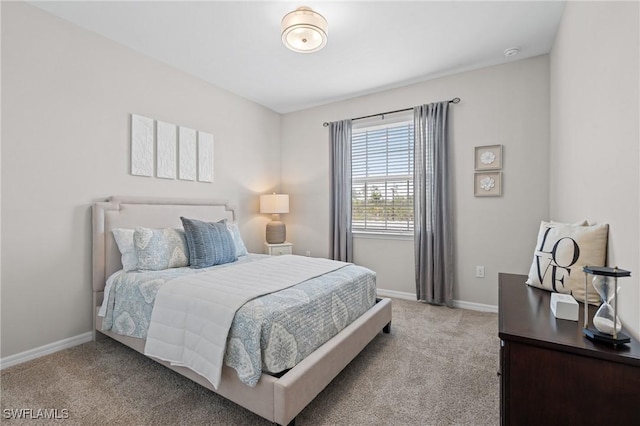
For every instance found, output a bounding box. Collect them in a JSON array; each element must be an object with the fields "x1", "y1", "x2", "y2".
[
  {"x1": 0, "y1": 2, "x2": 281, "y2": 357},
  {"x1": 549, "y1": 1, "x2": 640, "y2": 338},
  {"x1": 281, "y1": 56, "x2": 551, "y2": 306}
]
